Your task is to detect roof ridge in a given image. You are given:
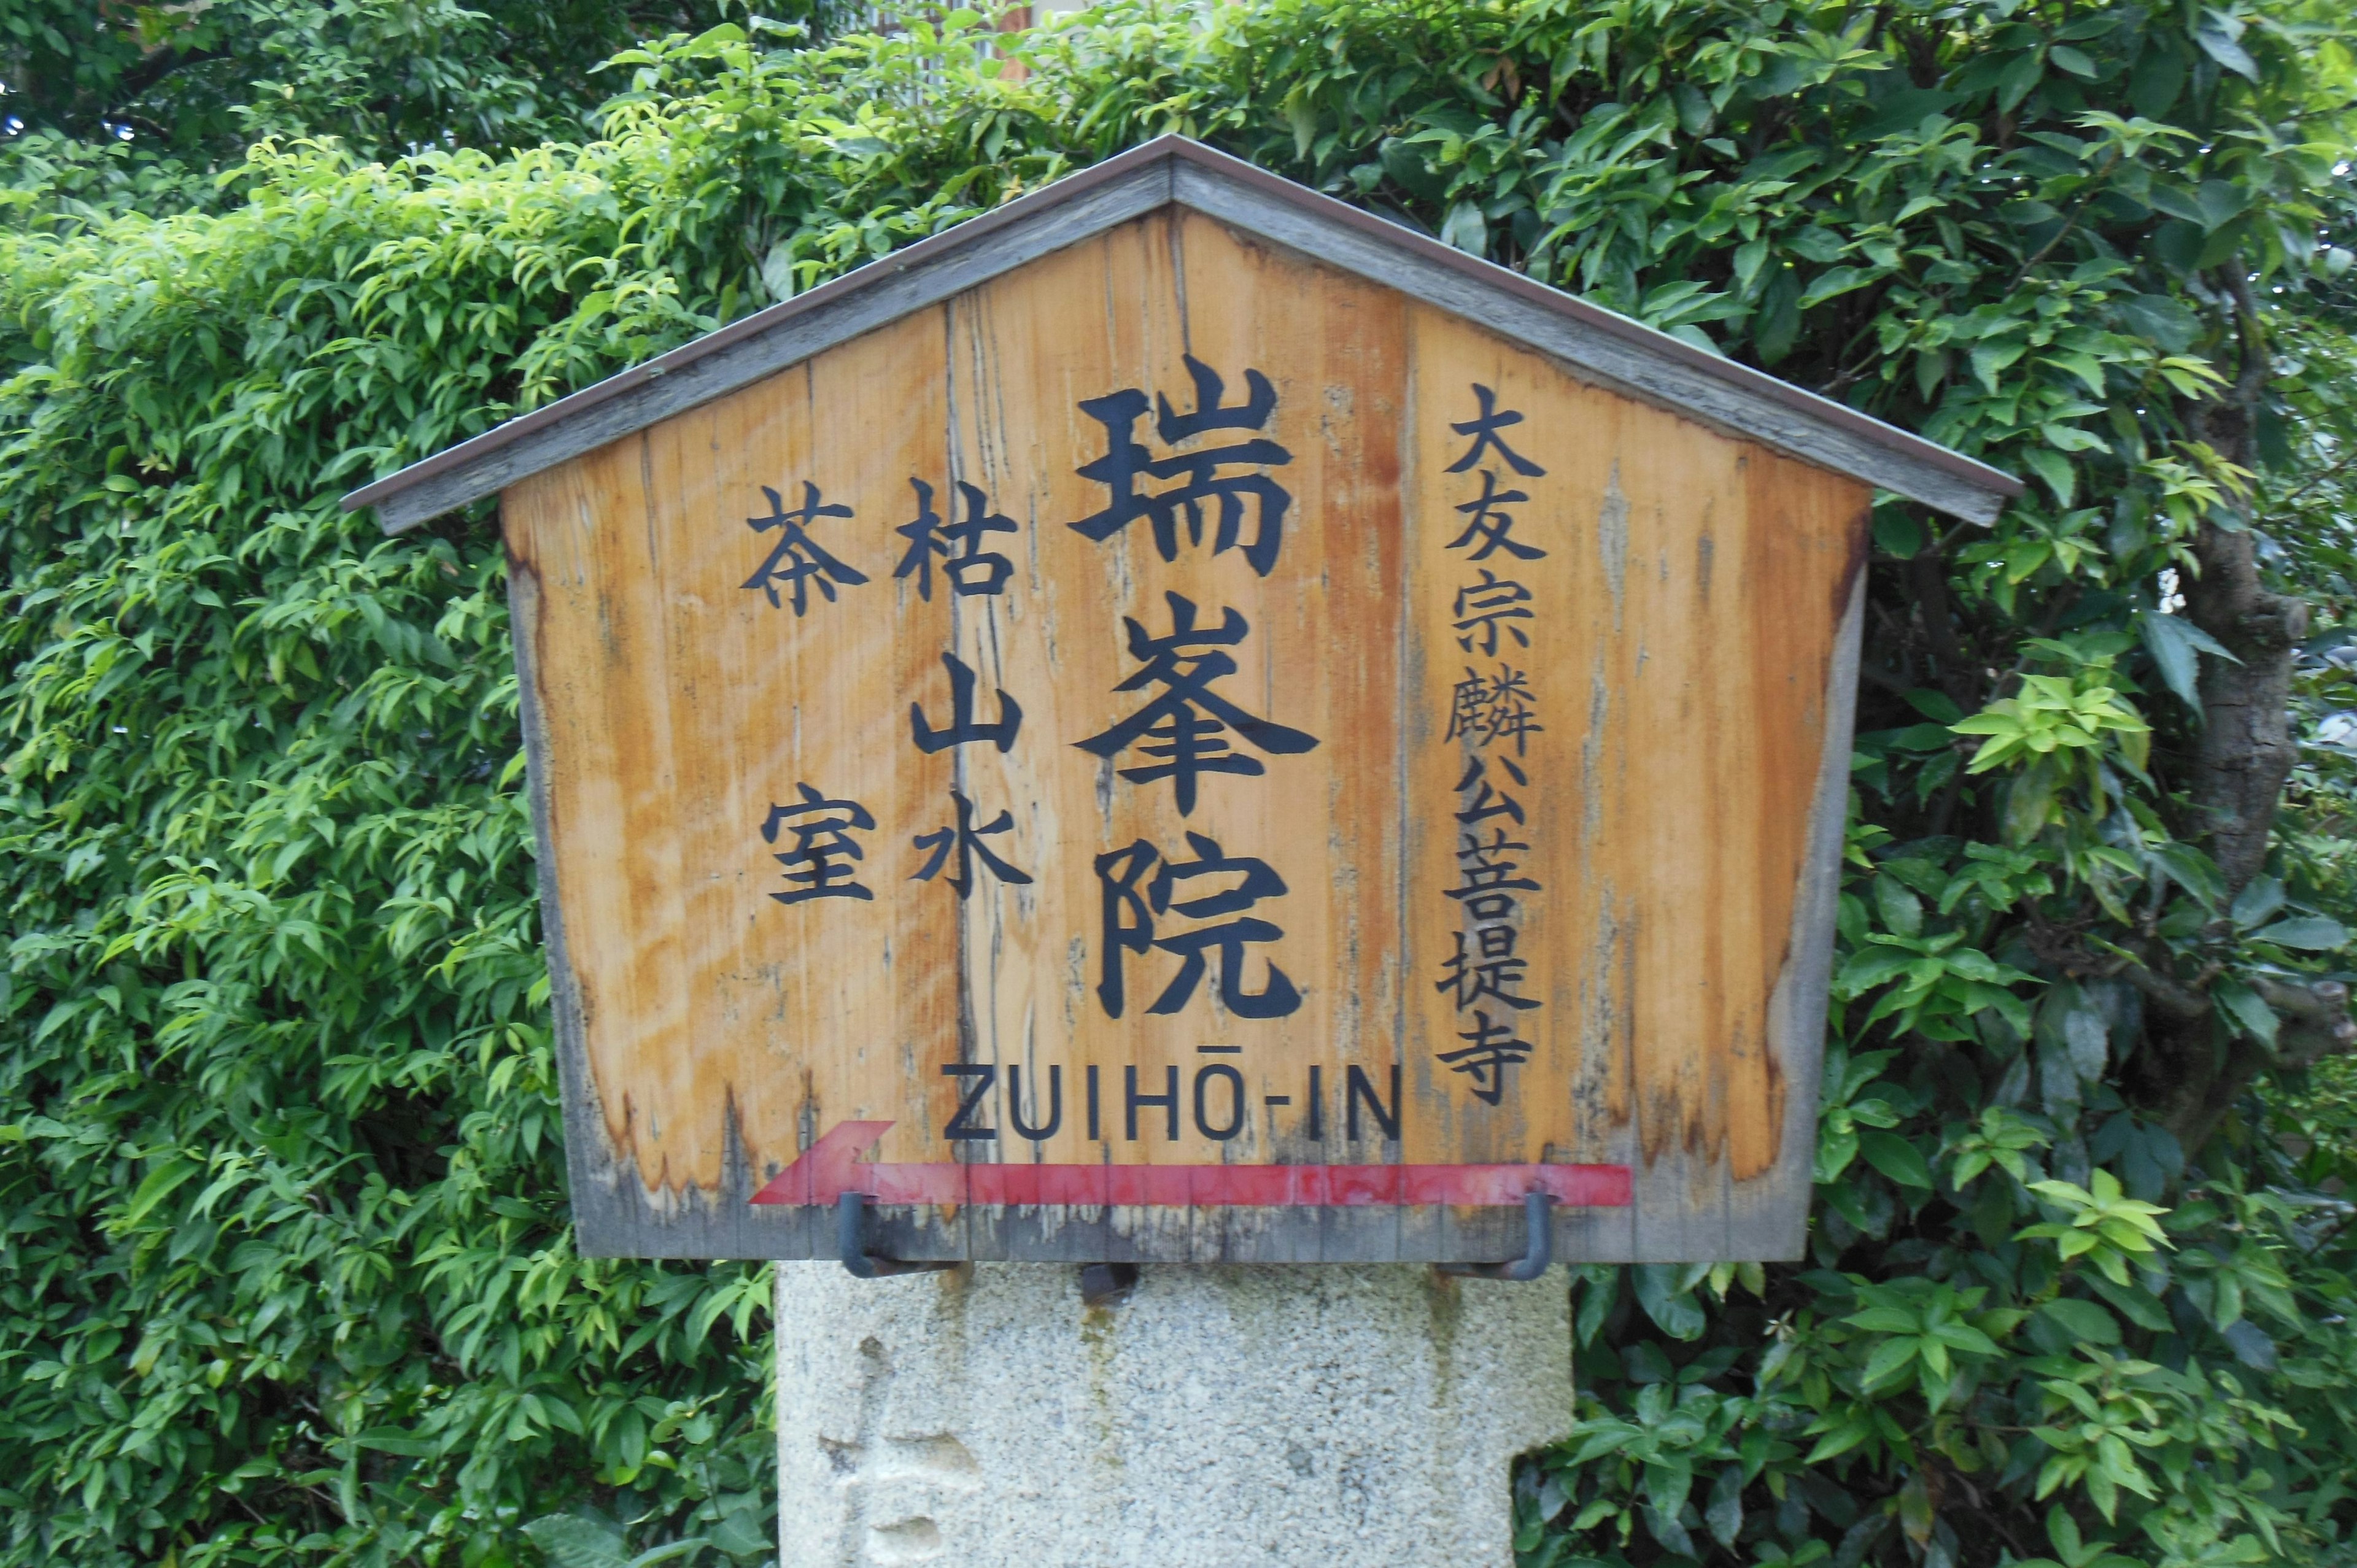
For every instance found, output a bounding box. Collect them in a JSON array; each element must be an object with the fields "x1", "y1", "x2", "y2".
[{"x1": 341, "y1": 134, "x2": 2018, "y2": 531}]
